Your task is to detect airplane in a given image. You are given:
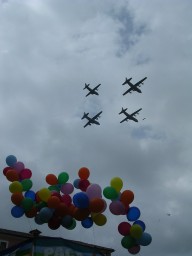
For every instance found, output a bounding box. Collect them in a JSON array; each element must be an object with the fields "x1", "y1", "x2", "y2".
[
  {"x1": 83, "y1": 83, "x2": 101, "y2": 97},
  {"x1": 122, "y1": 77, "x2": 147, "y2": 95},
  {"x1": 119, "y1": 107, "x2": 142, "y2": 123},
  {"x1": 81, "y1": 111, "x2": 102, "y2": 128}
]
